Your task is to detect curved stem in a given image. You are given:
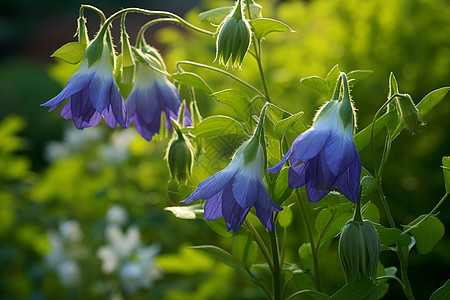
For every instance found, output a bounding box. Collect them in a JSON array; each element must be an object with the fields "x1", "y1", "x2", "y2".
[
  {"x1": 247, "y1": 269, "x2": 274, "y2": 300},
  {"x1": 136, "y1": 18, "x2": 177, "y2": 47},
  {"x1": 245, "y1": 219, "x2": 274, "y2": 272},
  {"x1": 403, "y1": 193, "x2": 448, "y2": 234},
  {"x1": 176, "y1": 61, "x2": 265, "y2": 97},
  {"x1": 377, "y1": 276, "x2": 406, "y2": 292},
  {"x1": 80, "y1": 4, "x2": 106, "y2": 24},
  {"x1": 295, "y1": 189, "x2": 322, "y2": 291}
]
